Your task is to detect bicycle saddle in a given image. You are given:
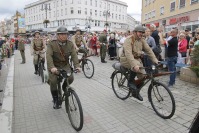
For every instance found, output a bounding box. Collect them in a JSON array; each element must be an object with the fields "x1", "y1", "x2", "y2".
[{"x1": 112, "y1": 62, "x2": 127, "y2": 72}]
